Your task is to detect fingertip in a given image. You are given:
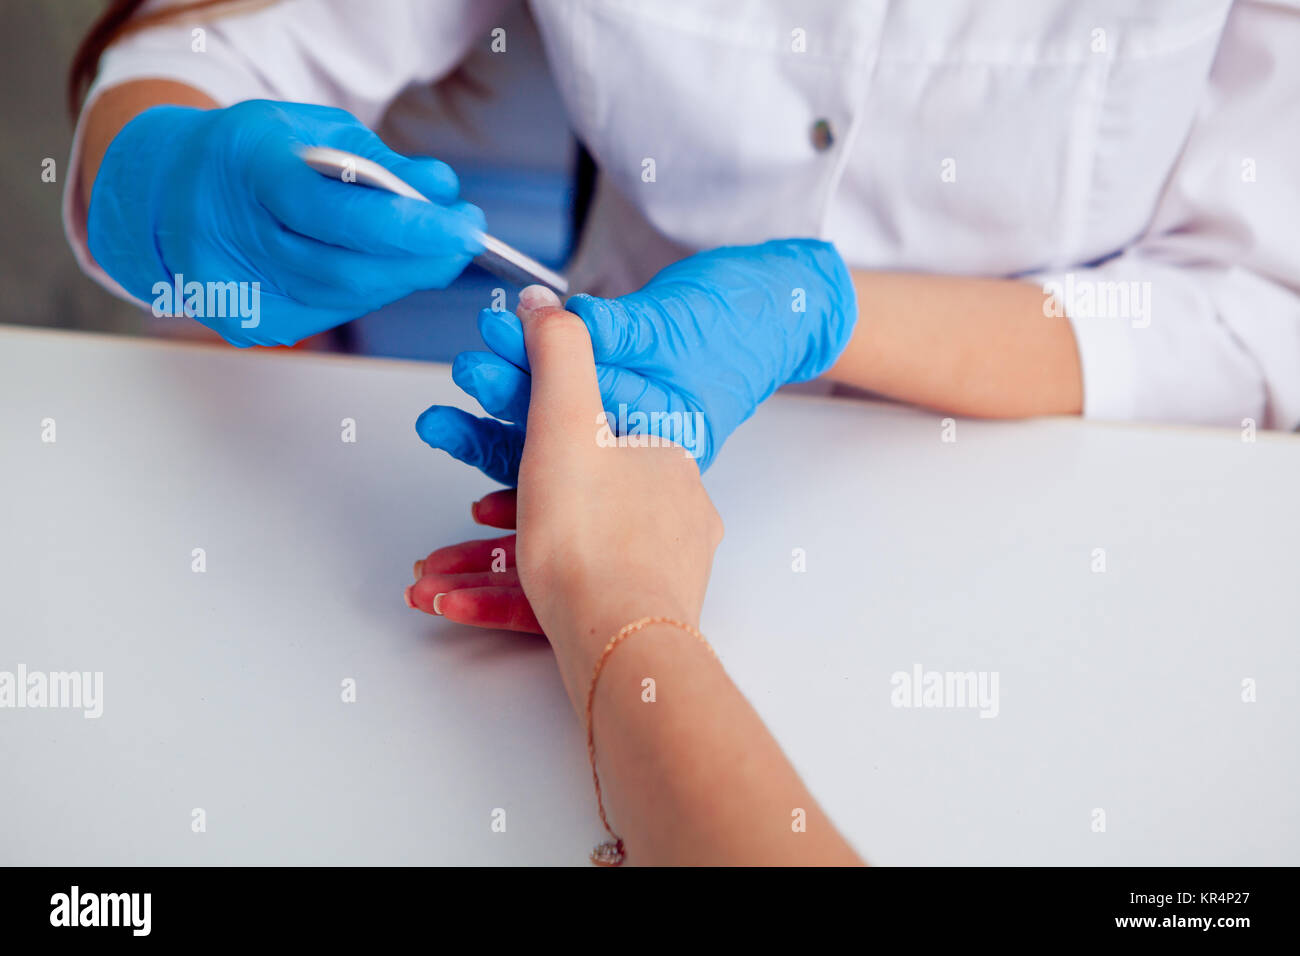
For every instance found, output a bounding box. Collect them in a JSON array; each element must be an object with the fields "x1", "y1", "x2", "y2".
[
  {"x1": 415, "y1": 201, "x2": 485, "y2": 257},
  {"x1": 450, "y1": 352, "x2": 502, "y2": 400},
  {"x1": 414, "y1": 404, "x2": 459, "y2": 449},
  {"x1": 382, "y1": 154, "x2": 460, "y2": 205},
  {"x1": 450, "y1": 350, "x2": 480, "y2": 384},
  {"x1": 476, "y1": 308, "x2": 508, "y2": 341},
  {"x1": 517, "y1": 285, "x2": 562, "y2": 323},
  {"x1": 410, "y1": 156, "x2": 460, "y2": 202},
  {"x1": 560, "y1": 292, "x2": 609, "y2": 343},
  {"x1": 563, "y1": 294, "x2": 638, "y2": 363},
  {"x1": 414, "y1": 403, "x2": 524, "y2": 485},
  {"x1": 471, "y1": 489, "x2": 519, "y2": 529},
  {"x1": 478, "y1": 309, "x2": 529, "y2": 370},
  {"x1": 462, "y1": 200, "x2": 487, "y2": 231},
  {"x1": 561, "y1": 292, "x2": 599, "y2": 319},
  {"x1": 452, "y1": 201, "x2": 487, "y2": 252},
  {"x1": 414, "y1": 404, "x2": 437, "y2": 439}
]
